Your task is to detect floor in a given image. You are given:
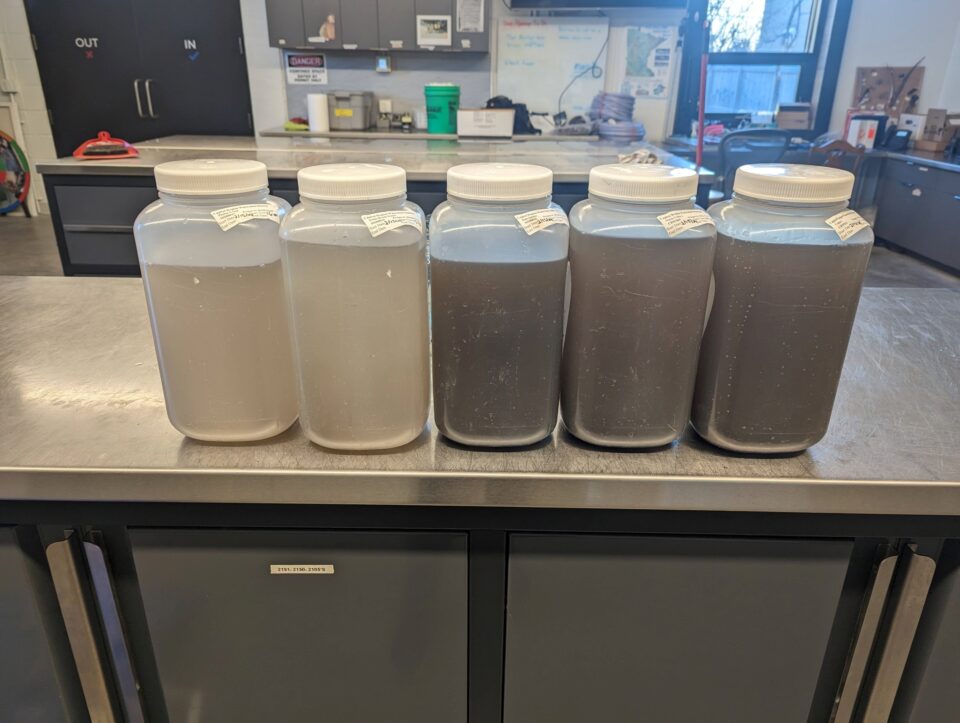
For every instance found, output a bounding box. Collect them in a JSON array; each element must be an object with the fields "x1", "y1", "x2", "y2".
[{"x1": 0, "y1": 213, "x2": 958, "y2": 290}]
